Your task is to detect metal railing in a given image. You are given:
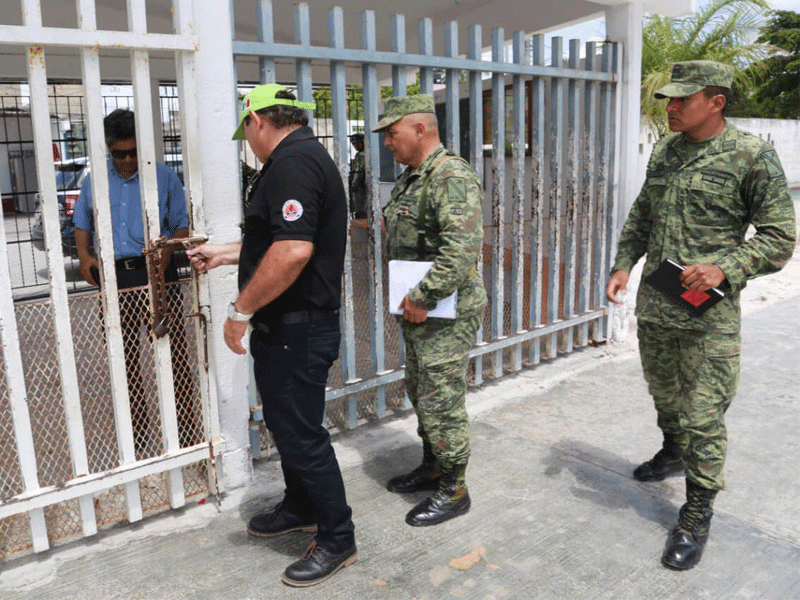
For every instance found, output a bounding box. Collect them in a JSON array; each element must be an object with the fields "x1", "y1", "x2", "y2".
[
  {"x1": 0, "y1": 0, "x2": 218, "y2": 560},
  {"x1": 1, "y1": 84, "x2": 189, "y2": 300},
  {"x1": 232, "y1": 2, "x2": 621, "y2": 447}
]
